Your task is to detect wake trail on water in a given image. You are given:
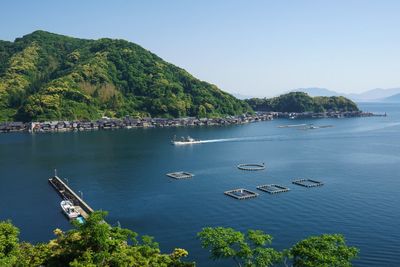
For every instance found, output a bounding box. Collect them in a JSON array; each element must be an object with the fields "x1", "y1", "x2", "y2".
[
  {"x1": 197, "y1": 121, "x2": 400, "y2": 145},
  {"x1": 197, "y1": 135, "x2": 285, "y2": 144},
  {"x1": 197, "y1": 138, "x2": 242, "y2": 143}
]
